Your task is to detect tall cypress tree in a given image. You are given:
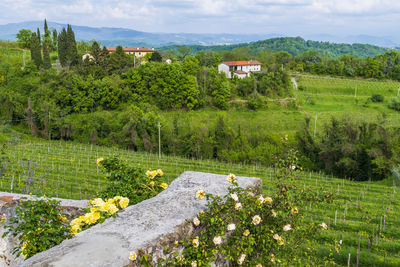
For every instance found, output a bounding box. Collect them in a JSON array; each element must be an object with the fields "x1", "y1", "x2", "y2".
[
  {"x1": 43, "y1": 19, "x2": 51, "y2": 47},
  {"x1": 52, "y1": 29, "x2": 58, "y2": 51},
  {"x1": 57, "y1": 28, "x2": 67, "y2": 66},
  {"x1": 90, "y1": 41, "x2": 101, "y2": 64},
  {"x1": 37, "y1": 28, "x2": 41, "y2": 44},
  {"x1": 42, "y1": 41, "x2": 51, "y2": 69},
  {"x1": 30, "y1": 32, "x2": 42, "y2": 68},
  {"x1": 66, "y1": 24, "x2": 79, "y2": 66},
  {"x1": 44, "y1": 19, "x2": 48, "y2": 33}
]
